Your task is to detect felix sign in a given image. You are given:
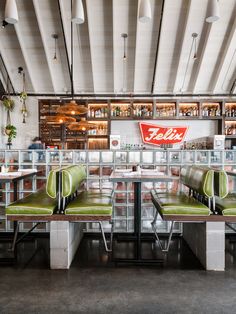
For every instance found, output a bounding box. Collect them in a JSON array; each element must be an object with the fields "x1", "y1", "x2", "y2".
[{"x1": 139, "y1": 122, "x2": 188, "y2": 146}]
